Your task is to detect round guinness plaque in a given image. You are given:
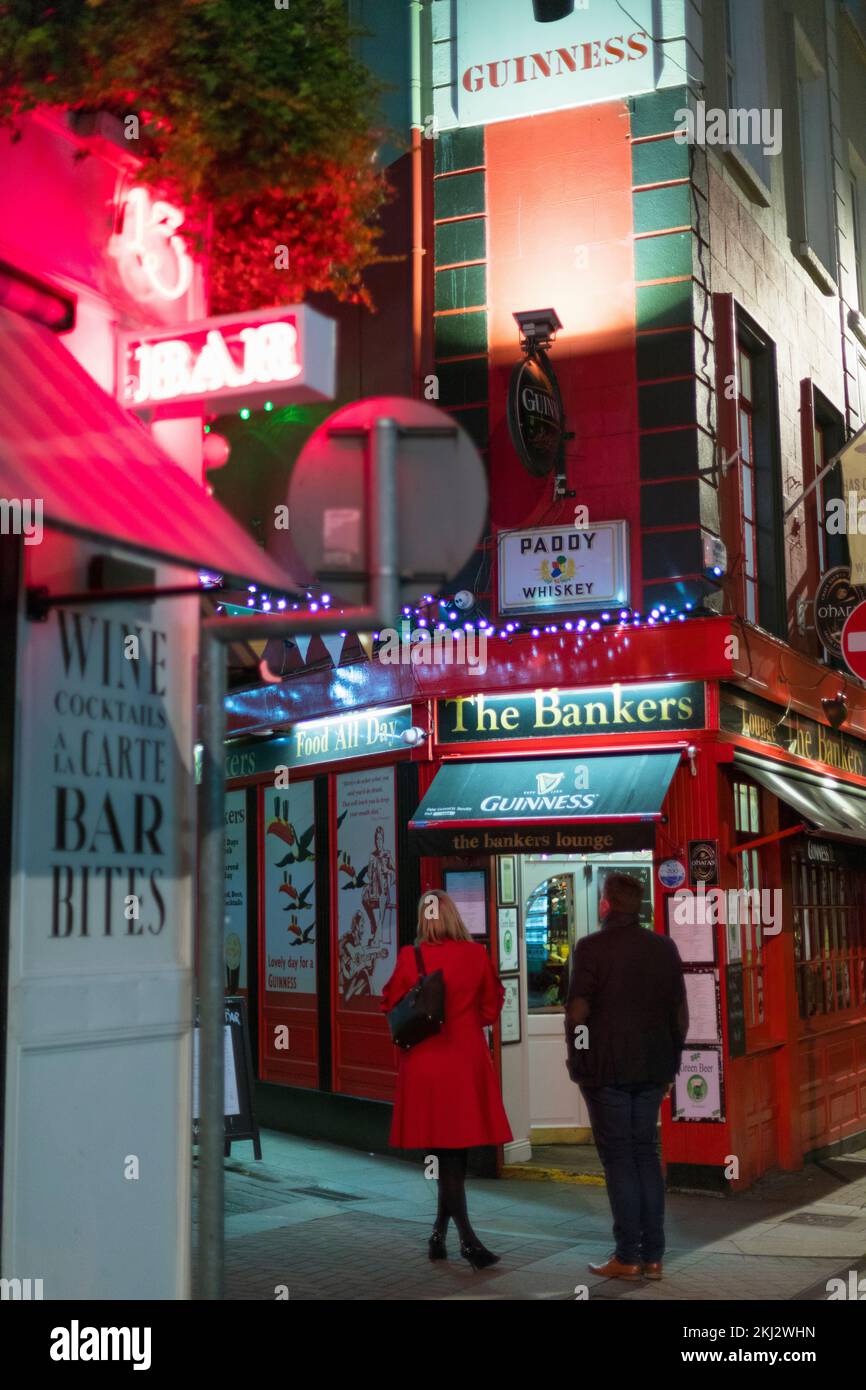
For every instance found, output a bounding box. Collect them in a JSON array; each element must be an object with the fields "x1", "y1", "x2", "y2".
[
  {"x1": 814, "y1": 566, "x2": 866, "y2": 657},
  {"x1": 507, "y1": 349, "x2": 565, "y2": 478}
]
